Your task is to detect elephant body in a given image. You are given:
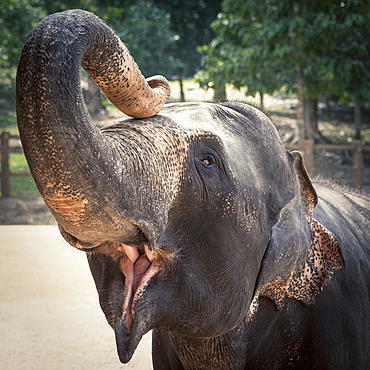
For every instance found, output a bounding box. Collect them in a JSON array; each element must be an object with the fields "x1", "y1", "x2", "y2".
[
  {"x1": 16, "y1": 10, "x2": 370, "y2": 369},
  {"x1": 152, "y1": 182, "x2": 370, "y2": 369}
]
